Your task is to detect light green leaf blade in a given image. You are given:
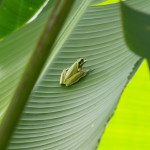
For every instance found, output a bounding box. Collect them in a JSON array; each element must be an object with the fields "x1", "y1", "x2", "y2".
[
  {"x1": 93, "y1": 0, "x2": 120, "y2": 6},
  {"x1": 98, "y1": 60, "x2": 150, "y2": 150},
  {"x1": 0, "y1": 0, "x2": 141, "y2": 149}
]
